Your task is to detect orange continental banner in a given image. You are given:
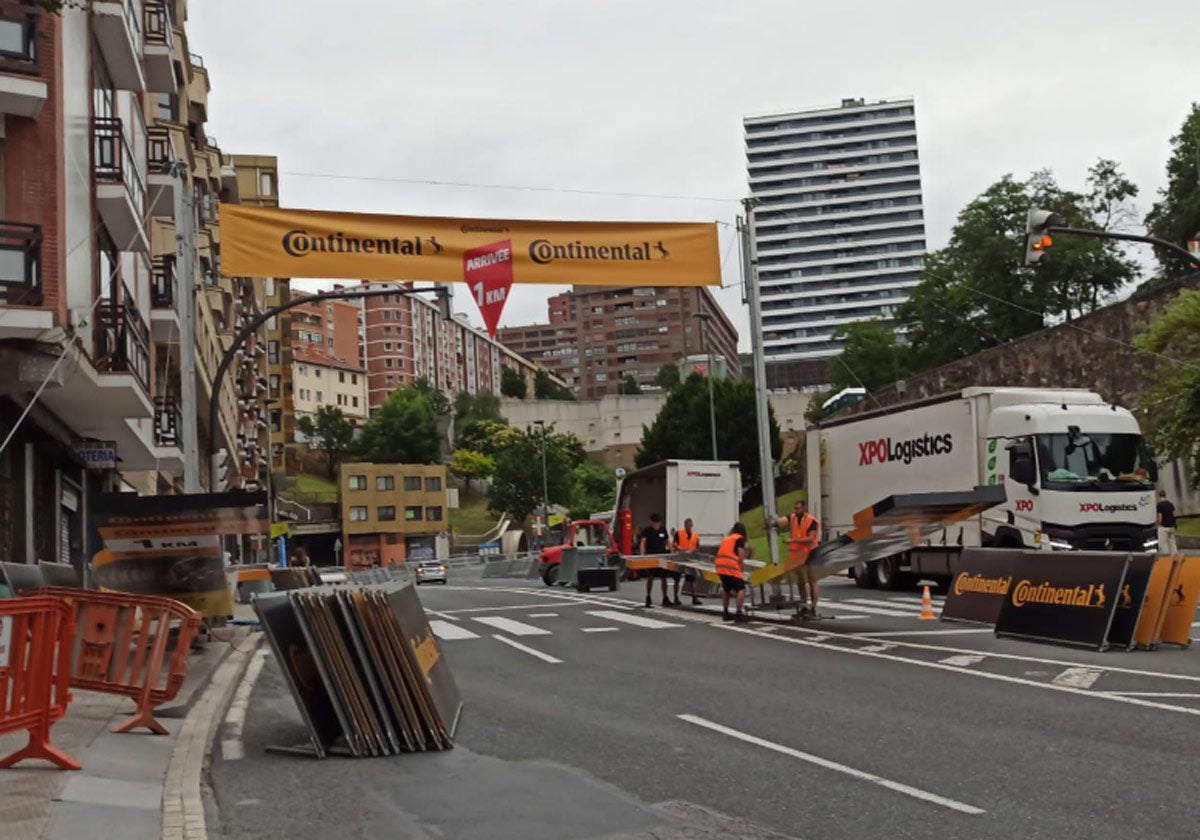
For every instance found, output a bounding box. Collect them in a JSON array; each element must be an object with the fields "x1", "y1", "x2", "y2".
[{"x1": 219, "y1": 205, "x2": 722, "y2": 287}]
